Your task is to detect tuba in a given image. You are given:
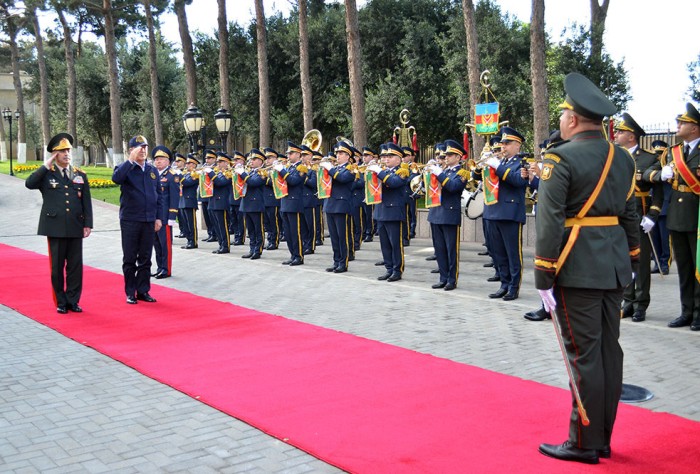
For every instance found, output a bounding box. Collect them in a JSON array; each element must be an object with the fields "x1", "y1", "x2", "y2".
[
  {"x1": 302, "y1": 129, "x2": 323, "y2": 152},
  {"x1": 335, "y1": 136, "x2": 354, "y2": 148}
]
